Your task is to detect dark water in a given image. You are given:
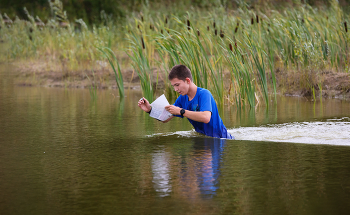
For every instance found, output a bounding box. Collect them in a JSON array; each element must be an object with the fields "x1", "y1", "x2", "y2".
[{"x1": 1, "y1": 65, "x2": 350, "y2": 215}]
